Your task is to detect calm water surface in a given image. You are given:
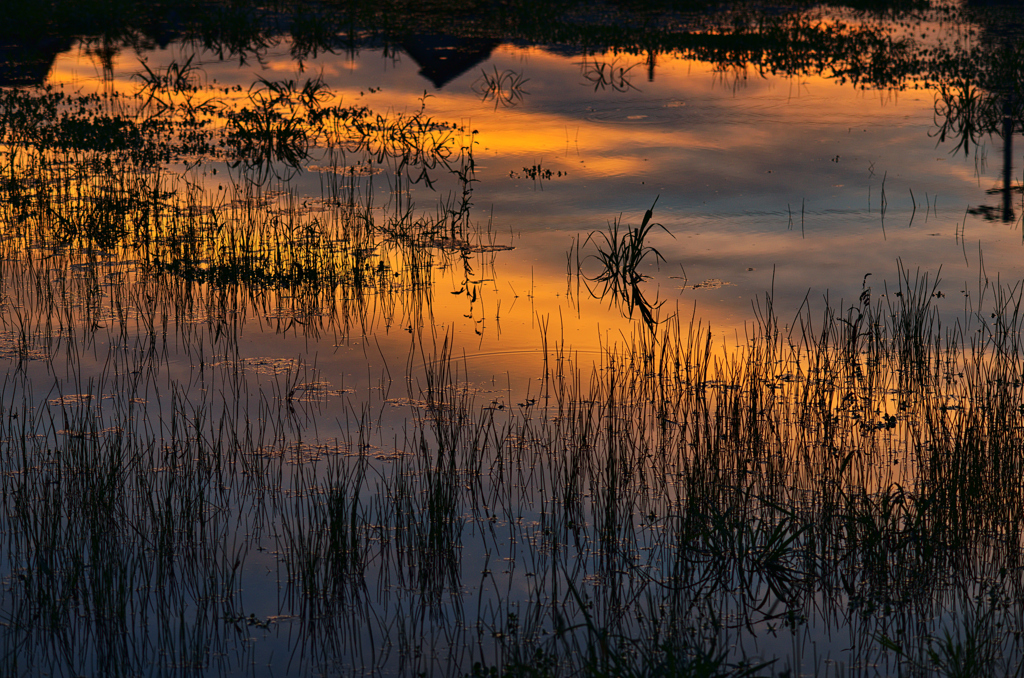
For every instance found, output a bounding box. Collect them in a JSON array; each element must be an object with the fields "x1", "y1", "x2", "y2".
[
  {"x1": 51, "y1": 31, "x2": 1021, "y2": 358},
  {"x1": 4, "y1": 4, "x2": 1024, "y2": 676}
]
